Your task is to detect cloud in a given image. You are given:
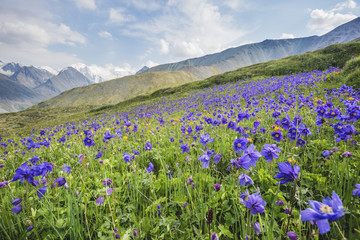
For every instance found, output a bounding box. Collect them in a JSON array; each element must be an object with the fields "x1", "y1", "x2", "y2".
[
  {"x1": 109, "y1": 8, "x2": 135, "y2": 24},
  {"x1": 0, "y1": 1, "x2": 86, "y2": 68},
  {"x1": 72, "y1": 0, "x2": 96, "y2": 10},
  {"x1": 159, "y1": 39, "x2": 169, "y2": 54},
  {"x1": 123, "y1": 0, "x2": 246, "y2": 60},
  {"x1": 144, "y1": 60, "x2": 158, "y2": 68},
  {"x1": 307, "y1": 0, "x2": 357, "y2": 34},
  {"x1": 98, "y1": 31, "x2": 113, "y2": 40},
  {"x1": 280, "y1": 33, "x2": 295, "y2": 39},
  {"x1": 72, "y1": 63, "x2": 136, "y2": 81}
]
